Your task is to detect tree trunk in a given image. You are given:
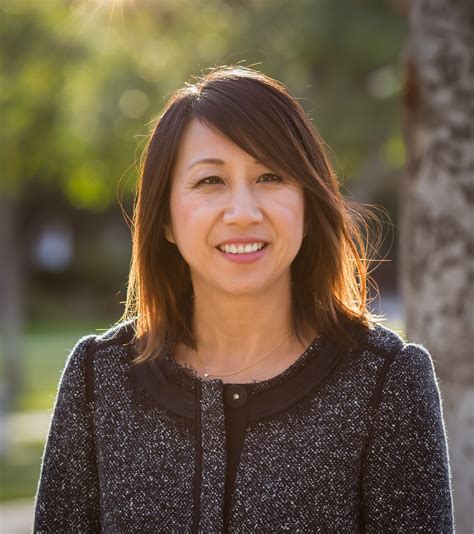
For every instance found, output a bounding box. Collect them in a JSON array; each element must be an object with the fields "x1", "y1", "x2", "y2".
[{"x1": 400, "y1": 0, "x2": 474, "y2": 531}]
